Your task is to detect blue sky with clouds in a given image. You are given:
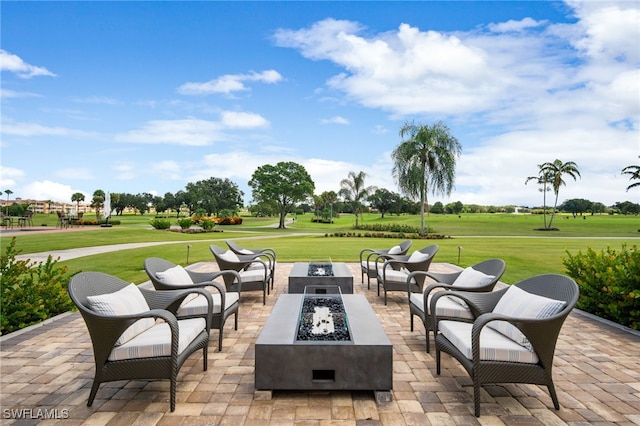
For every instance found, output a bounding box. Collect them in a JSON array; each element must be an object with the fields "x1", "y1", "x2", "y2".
[{"x1": 1, "y1": 1, "x2": 638, "y2": 207}]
